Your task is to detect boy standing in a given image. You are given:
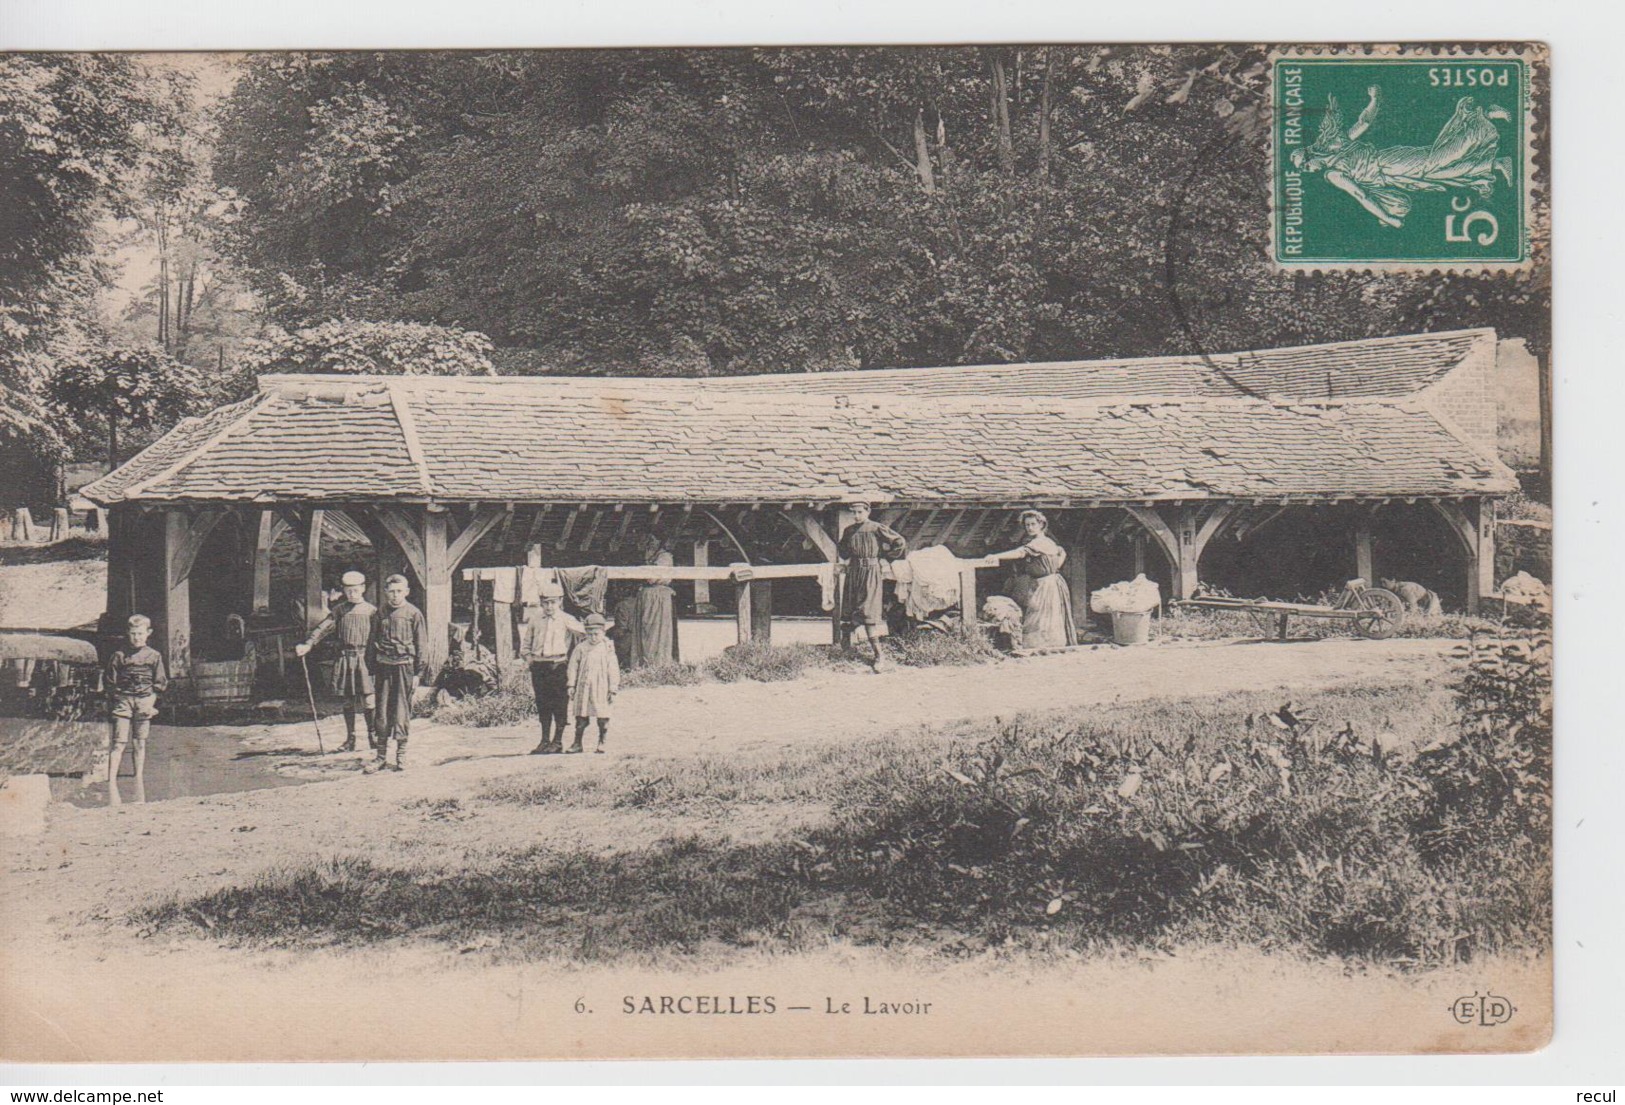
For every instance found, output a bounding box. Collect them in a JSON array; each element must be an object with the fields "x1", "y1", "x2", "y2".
[
  {"x1": 521, "y1": 592, "x2": 583, "y2": 755},
  {"x1": 364, "y1": 574, "x2": 430, "y2": 774},
  {"x1": 105, "y1": 614, "x2": 168, "y2": 806},
  {"x1": 294, "y1": 569, "x2": 377, "y2": 753},
  {"x1": 566, "y1": 612, "x2": 620, "y2": 754}
]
